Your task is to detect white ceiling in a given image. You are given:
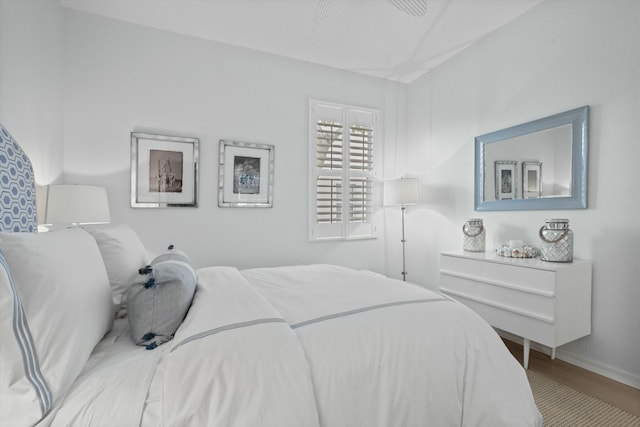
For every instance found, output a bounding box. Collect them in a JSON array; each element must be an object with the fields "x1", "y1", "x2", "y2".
[{"x1": 60, "y1": 0, "x2": 543, "y2": 83}]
